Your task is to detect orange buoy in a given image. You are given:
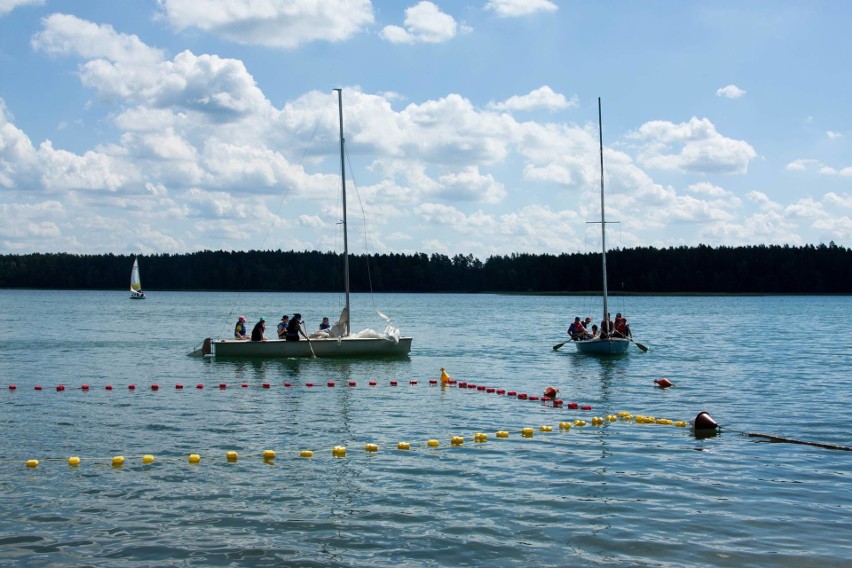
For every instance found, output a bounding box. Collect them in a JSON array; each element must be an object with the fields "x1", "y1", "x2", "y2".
[
  {"x1": 543, "y1": 386, "x2": 558, "y2": 399},
  {"x1": 654, "y1": 378, "x2": 674, "y2": 389}
]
